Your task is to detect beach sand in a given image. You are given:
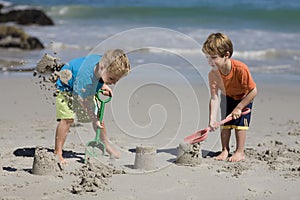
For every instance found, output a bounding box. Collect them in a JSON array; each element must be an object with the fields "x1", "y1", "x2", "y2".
[{"x1": 0, "y1": 75, "x2": 299, "y2": 200}]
